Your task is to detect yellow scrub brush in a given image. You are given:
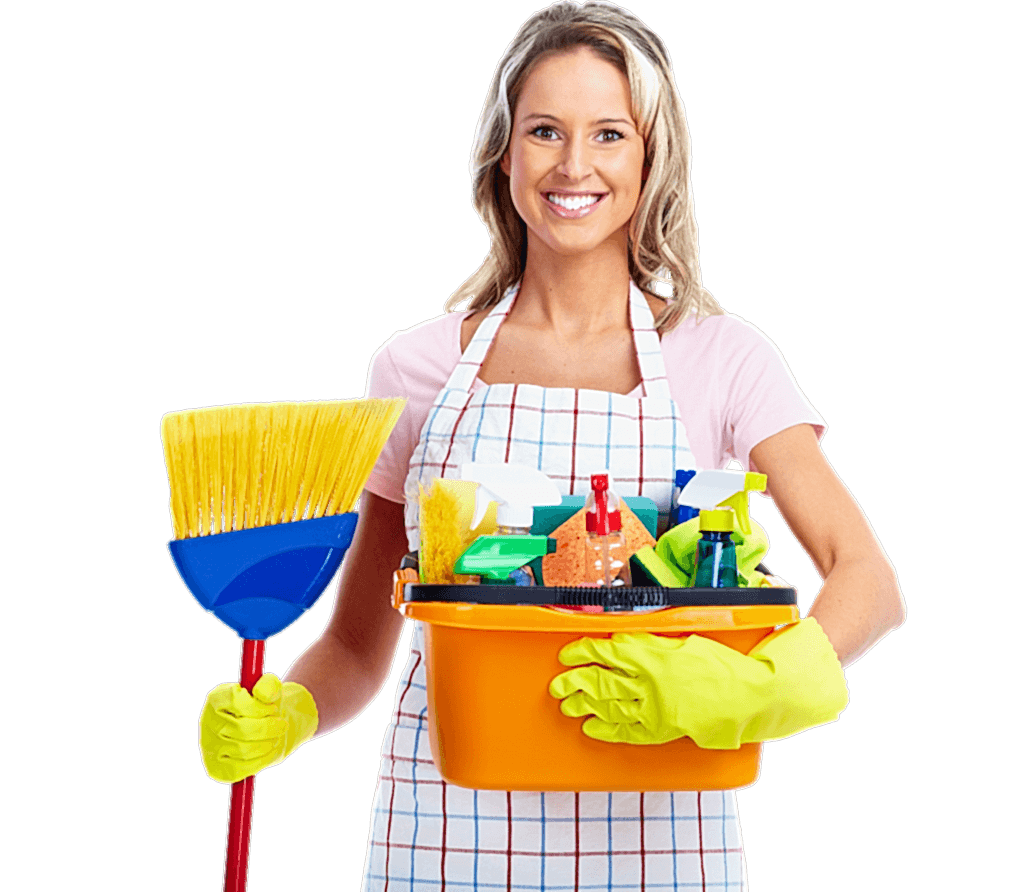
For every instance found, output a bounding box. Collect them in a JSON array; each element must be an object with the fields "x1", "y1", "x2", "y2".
[{"x1": 161, "y1": 398, "x2": 403, "y2": 892}]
